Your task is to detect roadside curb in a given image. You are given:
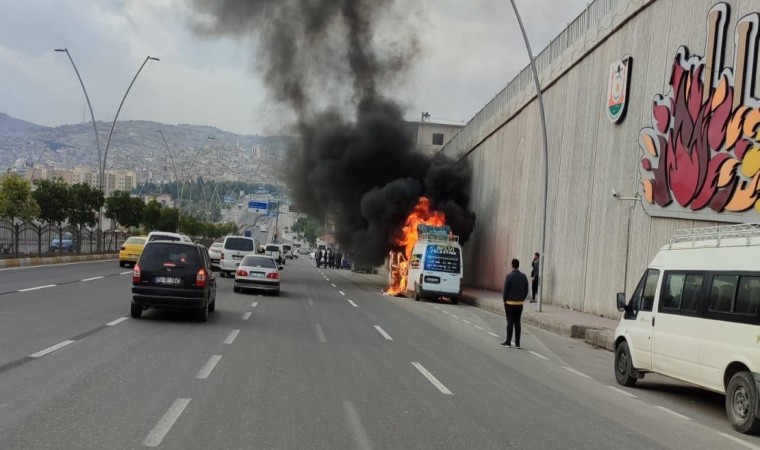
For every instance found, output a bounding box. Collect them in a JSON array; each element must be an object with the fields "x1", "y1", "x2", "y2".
[
  {"x1": 0, "y1": 253, "x2": 118, "y2": 269},
  {"x1": 459, "y1": 293, "x2": 615, "y2": 352}
]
